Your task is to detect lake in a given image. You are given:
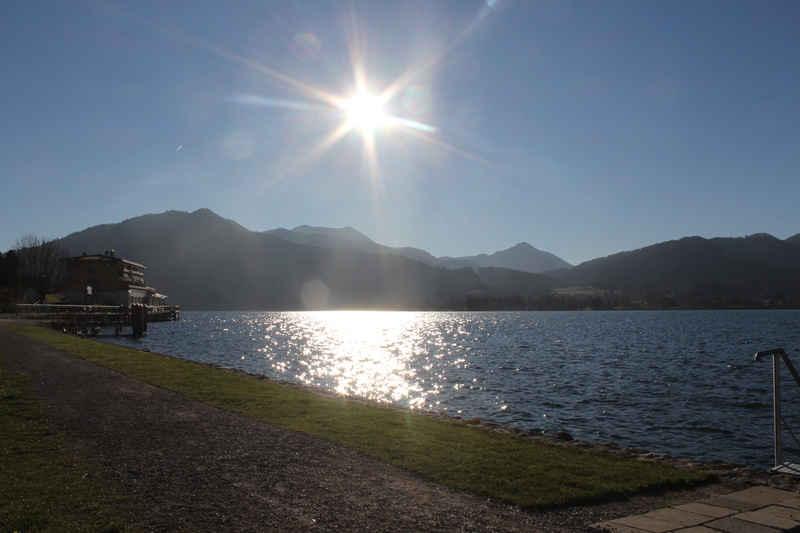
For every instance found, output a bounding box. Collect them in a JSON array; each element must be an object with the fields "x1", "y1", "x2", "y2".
[{"x1": 106, "y1": 309, "x2": 800, "y2": 469}]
